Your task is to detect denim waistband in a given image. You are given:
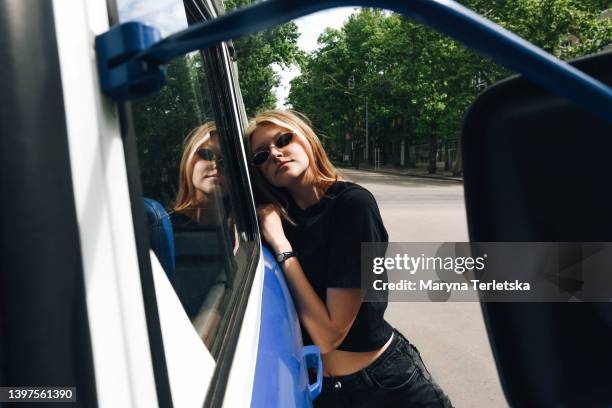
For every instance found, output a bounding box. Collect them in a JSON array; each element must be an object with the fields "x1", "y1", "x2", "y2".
[
  {"x1": 361, "y1": 328, "x2": 406, "y2": 373},
  {"x1": 322, "y1": 328, "x2": 405, "y2": 389}
]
